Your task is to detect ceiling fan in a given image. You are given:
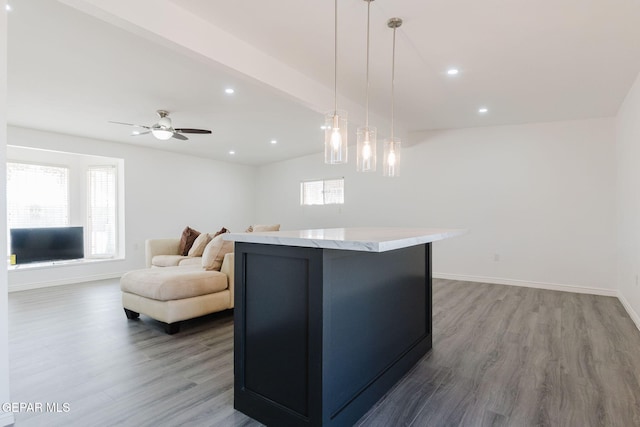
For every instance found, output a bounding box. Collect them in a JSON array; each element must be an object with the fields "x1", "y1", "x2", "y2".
[{"x1": 109, "y1": 110, "x2": 212, "y2": 141}]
